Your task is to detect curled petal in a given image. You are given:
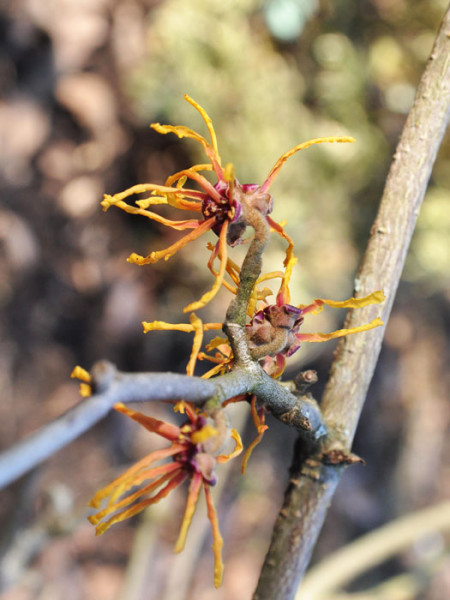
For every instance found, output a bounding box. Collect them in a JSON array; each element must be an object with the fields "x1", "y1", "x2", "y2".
[
  {"x1": 266, "y1": 217, "x2": 295, "y2": 264},
  {"x1": 70, "y1": 365, "x2": 93, "y2": 397},
  {"x1": 186, "y1": 313, "x2": 204, "y2": 376},
  {"x1": 104, "y1": 185, "x2": 203, "y2": 213},
  {"x1": 151, "y1": 120, "x2": 223, "y2": 182},
  {"x1": 70, "y1": 365, "x2": 91, "y2": 383},
  {"x1": 206, "y1": 242, "x2": 239, "y2": 295},
  {"x1": 184, "y1": 94, "x2": 224, "y2": 178},
  {"x1": 184, "y1": 95, "x2": 220, "y2": 159},
  {"x1": 205, "y1": 336, "x2": 229, "y2": 352},
  {"x1": 204, "y1": 485, "x2": 224, "y2": 588},
  {"x1": 142, "y1": 320, "x2": 222, "y2": 334},
  {"x1": 183, "y1": 220, "x2": 229, "y2": 312},
  {"x1": 174, "y1": 472, "x2": 203, "y2": 553},
  {"x1": 201, "y1": 360, "x2": 233, "y2": 379},
  {"x1": 128, "y1": 217, "x2": 216, "y2": 265},
  {"x1": 216, "y1": 429, "x2": 243, "y2": 463},
  {"x1": 296, "y1": 317, "x2": 384, "y2": 343},
  {"x1": 261, "y1": 136, "x2": 355, "y2": 192},
  {"x1": 241, "y1": 397, "x2": 269, "y2": 474},
  {"x1": 79, "y1": 383, "x2": 92, "y2": 397},
  {"x1": 166, "y1": 163, "x2": 213, "y2": 187},
  {"x1": 298, "y1": 290, "x2": 386, "y2": 316},
  {"x1": 137, "y1": 195, "x2": 203, "y2": 211},
  {"x1": 103, "y1": 195, "x2": 202, "y2": 230}
]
